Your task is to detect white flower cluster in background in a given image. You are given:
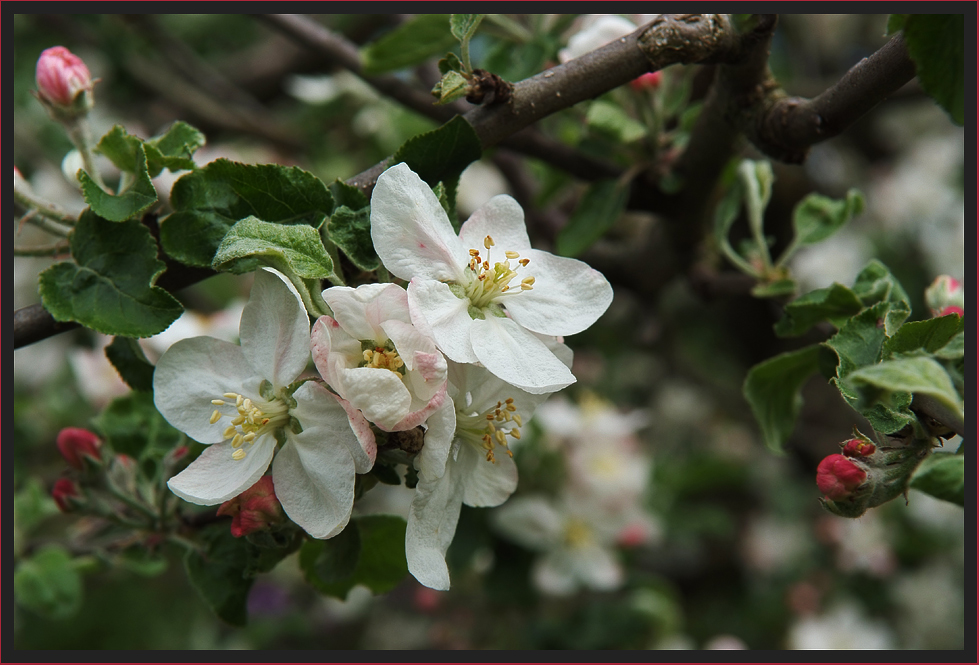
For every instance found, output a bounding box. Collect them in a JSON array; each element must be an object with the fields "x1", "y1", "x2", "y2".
[
  {"x1": 153, "y1": 163, "x2": 614, "y2": 590},
  {"x1": 492, "y1": 394, "x2": 660, "y2": 595}
]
